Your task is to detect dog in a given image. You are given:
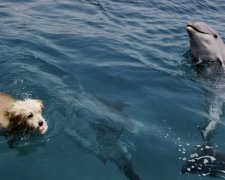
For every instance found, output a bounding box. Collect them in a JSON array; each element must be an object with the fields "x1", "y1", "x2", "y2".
[{"x1": 0, "y1": 92, "x2": 48, "y2": 134}]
